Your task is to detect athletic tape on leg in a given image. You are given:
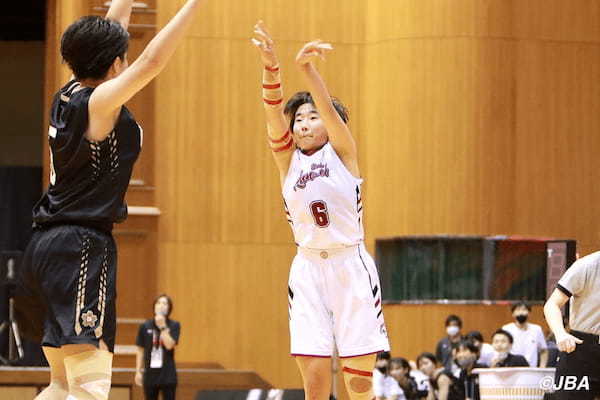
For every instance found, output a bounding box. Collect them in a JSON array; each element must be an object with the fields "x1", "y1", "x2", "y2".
[
  {"x1": 341, "y1": 358, "x2": 375, "y2": 400},
  {"x1": 64, "y1": 350, "x2": 113, "y2": 400}
]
